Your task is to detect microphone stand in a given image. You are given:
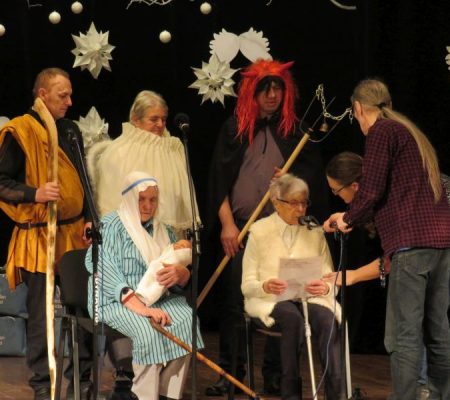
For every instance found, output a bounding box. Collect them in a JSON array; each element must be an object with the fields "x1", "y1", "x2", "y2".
[
  {"x1": 179, "y1": 127, "x2": 202, "y2": 400},
  {"x1": 69, "y1": 130, "x2": 102, "y2": 400},
  {"x1": 335, "y1": 230, "x2": 350, "y2": 400}
]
